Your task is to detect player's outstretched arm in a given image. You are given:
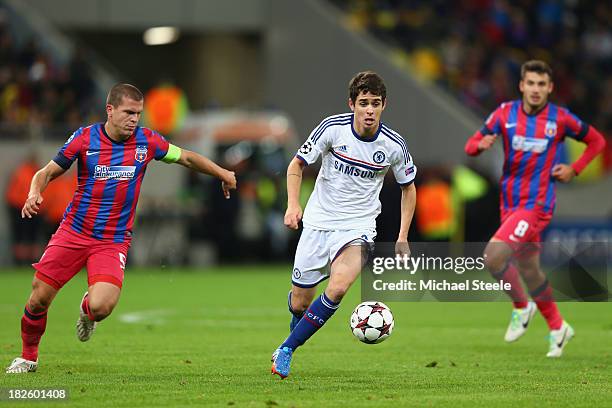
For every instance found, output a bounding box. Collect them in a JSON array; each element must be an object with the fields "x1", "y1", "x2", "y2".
[
  {"x1": 552, "y1": 126, "x2": 607, "y2": 183},
  {"x1": 284, "y1": 157, "x2": 305, "y2": 230},
  {"x1": 22, "y1": 160, "x2": 66, "y2": 219},
  {"x1": 465, "y1": 131, "x2": 496, "y2": 156},
  {"x1": 174, "y1": 148, "x2": 237, "y2": 199},
  {"x1": 396, "y1": 183, "x2": 416, "y2": 257}
]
